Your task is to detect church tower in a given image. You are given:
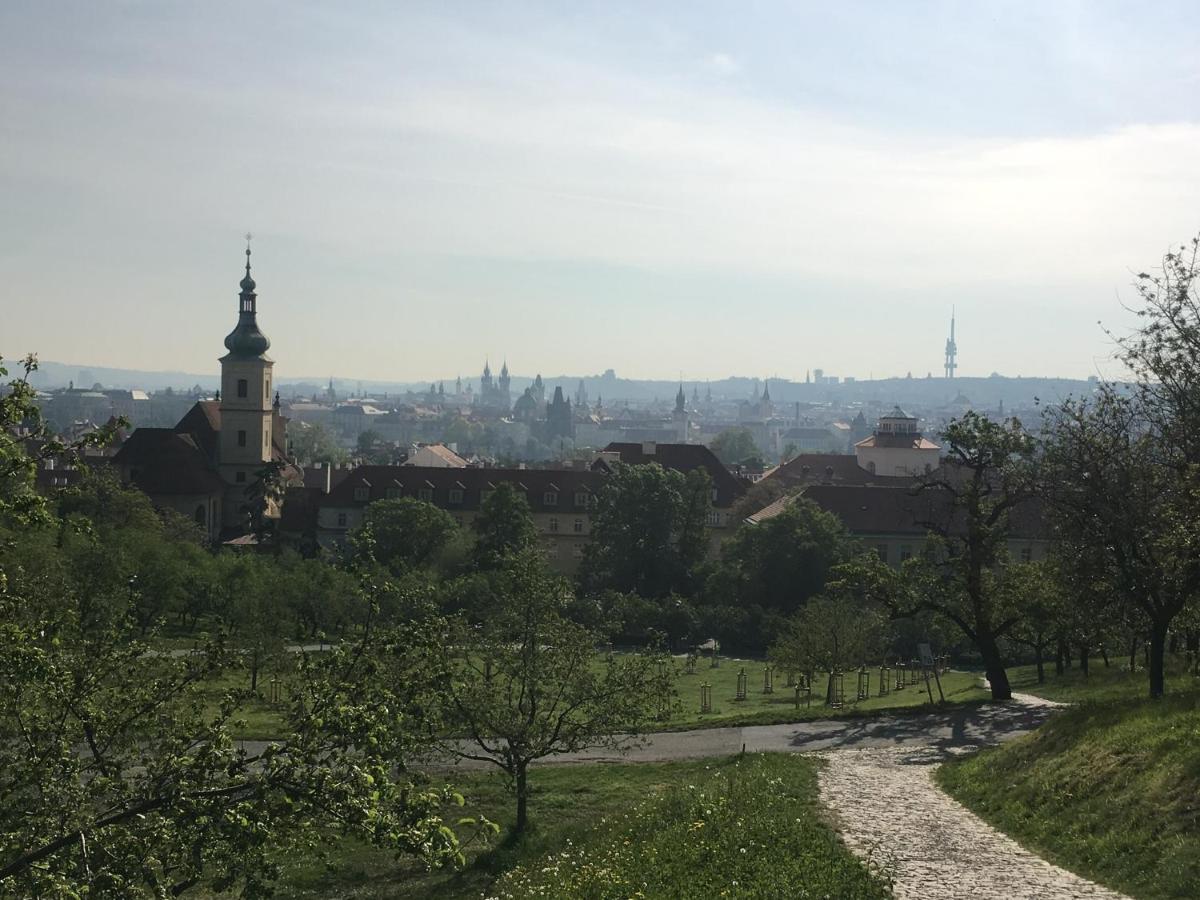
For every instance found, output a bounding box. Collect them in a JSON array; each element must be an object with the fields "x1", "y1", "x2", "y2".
[
  {"x1": 218, "y1": 241, "x2": 275, "y2": 525},
  {"x1": 673, "y1": 382, "x2": 689, "y2": 443}
]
